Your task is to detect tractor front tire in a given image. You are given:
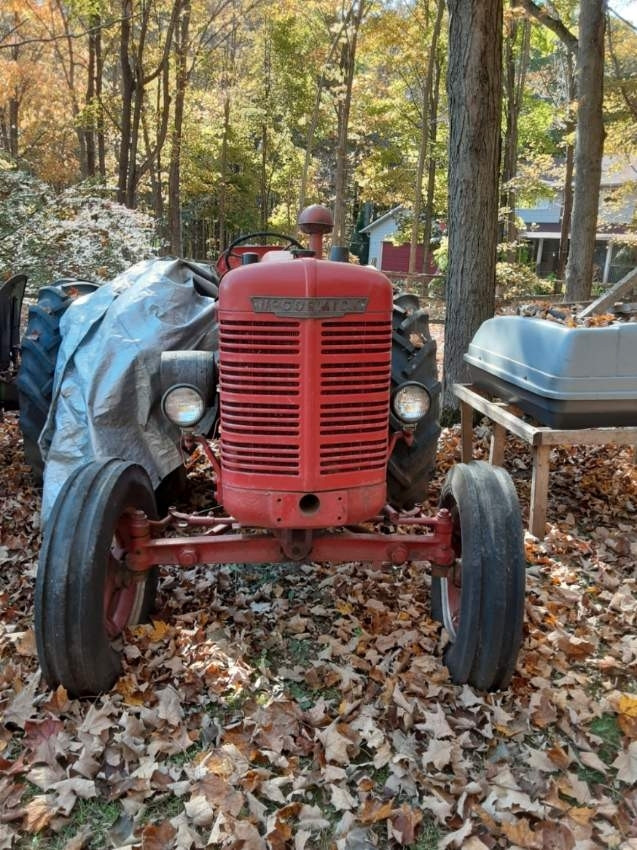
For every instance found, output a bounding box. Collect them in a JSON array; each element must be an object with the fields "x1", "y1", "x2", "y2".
[
  {"x1": 17, "y1": 281, "x2": 98, "y2": 481},
  {"x1": 387, "y1": 301, "x2": 441, "y2": 509},
  {"x1": 35, "y1": 459, "x2": 158, "y2": 696},
  {"x1": 431, "y1": 461, "x2": 525, "y2": 691}
]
